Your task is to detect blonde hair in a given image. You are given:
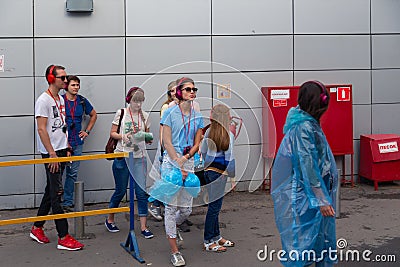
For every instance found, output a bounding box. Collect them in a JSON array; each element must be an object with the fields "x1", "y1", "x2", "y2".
[
  {"x1": 208, "y1": 104, "x2": 231, "y2": 151},
  {"x1": 162, "y1": 80, "x2": 176, "y2": 108}
]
